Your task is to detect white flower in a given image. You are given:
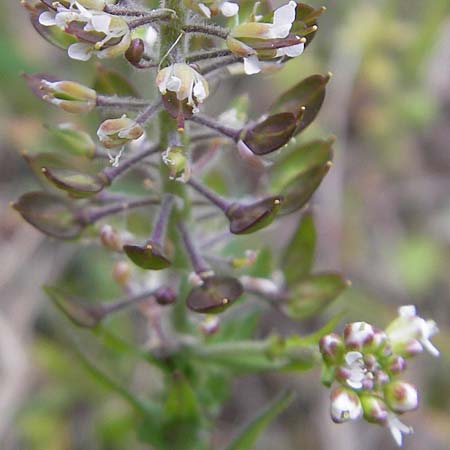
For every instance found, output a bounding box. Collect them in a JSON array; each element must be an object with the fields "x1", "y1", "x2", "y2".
[
  {"x1": 219, "y1": 1, "x2": 239, "y2": 17},
  {"x1": 385, "y1": 381, "x2": 419, "y2": 413},
  {"x1": 39, "y1": 2, "x2": 130, "y2": 61},
  {"x1": 386, "y1": 305, "x2": 439, "y2": 357},
  {"x1": 343, "y1": 351, "x2": 367, "y2": 390},
  {"x1": 386, "y1": 413, "x2": 413, "y2": 447},
  {"x1": 330, "y1": 387, "x2": 362, "y2": 423},
  {"x1": 233, "y1": 1, "x2": 304, "y2": 75},
  {"x1": 156, "y1": 63, "x2": 209, "y2": 113},
  {"x1": 197, "y1": 1, "x2": 239, "y2": 18}
]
